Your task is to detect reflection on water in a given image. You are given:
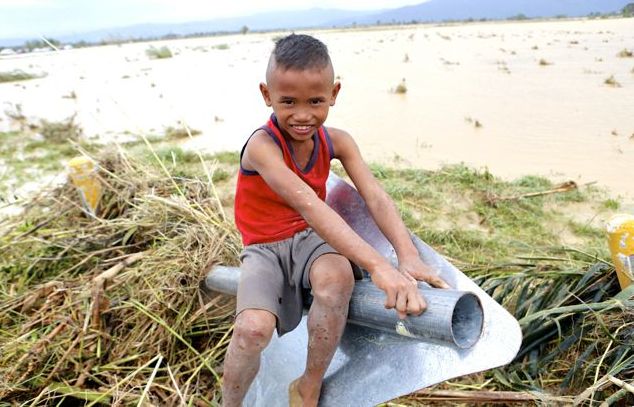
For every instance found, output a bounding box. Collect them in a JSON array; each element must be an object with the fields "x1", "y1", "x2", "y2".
[{"x1": 1, "y1": 18, "x2": 633, "y2": 201}]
